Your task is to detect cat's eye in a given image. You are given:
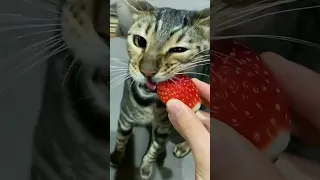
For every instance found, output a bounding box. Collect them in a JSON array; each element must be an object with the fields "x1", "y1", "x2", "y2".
[
  {"x1": 133, "y1": 35, "x2": 147, "y2": 48},
  {"x1": 168, "y1": 47, "x2": 188, "y2": 53}
]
